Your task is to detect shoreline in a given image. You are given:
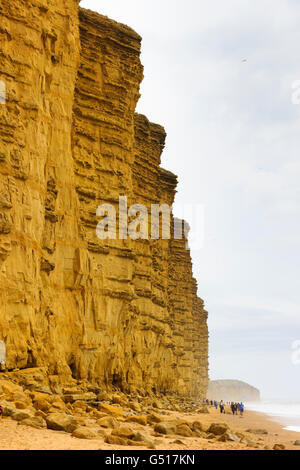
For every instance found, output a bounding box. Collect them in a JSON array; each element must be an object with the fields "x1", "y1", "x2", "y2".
[
  {"x1": 246, "y1": 402, "x2": 300, "y2": 433},
  {"x1": 247, "y1": 408, "x2": 300, "y2": 432},
  {"x1": 0, "y1": 404, "x2": 300, "y2": 450}
]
